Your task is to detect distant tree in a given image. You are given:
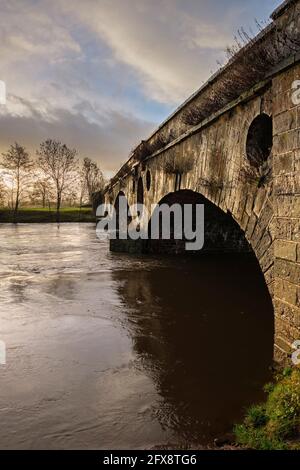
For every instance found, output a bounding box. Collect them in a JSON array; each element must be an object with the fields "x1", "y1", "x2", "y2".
[
  {"x1": 1, "y1": 143, "x2": 33, "y2": 221},
  {"x1": 0, "y1": 177, "x2": 6, "y2": 207},
  {"x1": 81, "y1": 157, "x2": 104, "y2": 205},
  {"x1": 76, "y1": 168, "x2": 87, "y2": 208},
  {"x1": 37, "y1": 139, "x2": 78, "y2": 222},
  {"x1": 30, "y1": 178, "x2": 54, "y2": 208},
  {"x1": 63, "y1": 186, "x2": 78, "y2": 207}
]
